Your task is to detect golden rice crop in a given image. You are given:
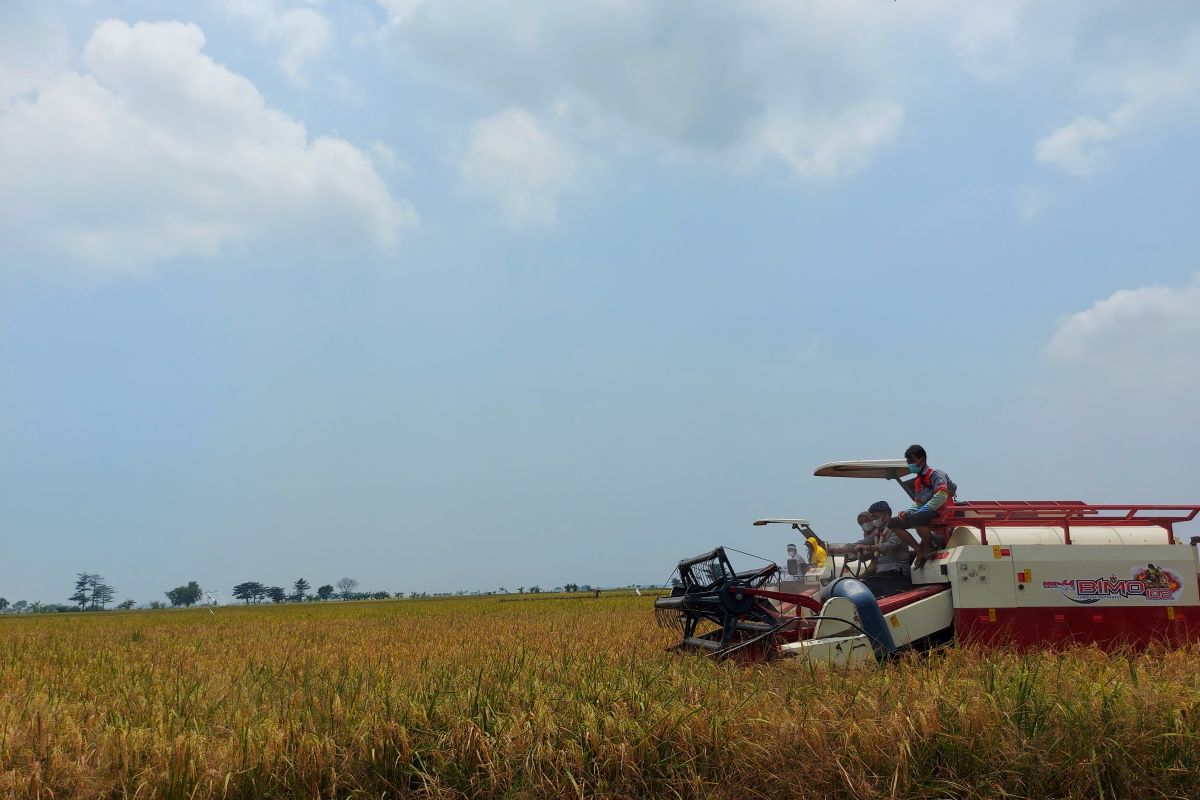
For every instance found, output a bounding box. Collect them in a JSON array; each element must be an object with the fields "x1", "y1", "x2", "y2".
[{"x1": 1, "y1": 593, "x2": 1199, "y2": 799}]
